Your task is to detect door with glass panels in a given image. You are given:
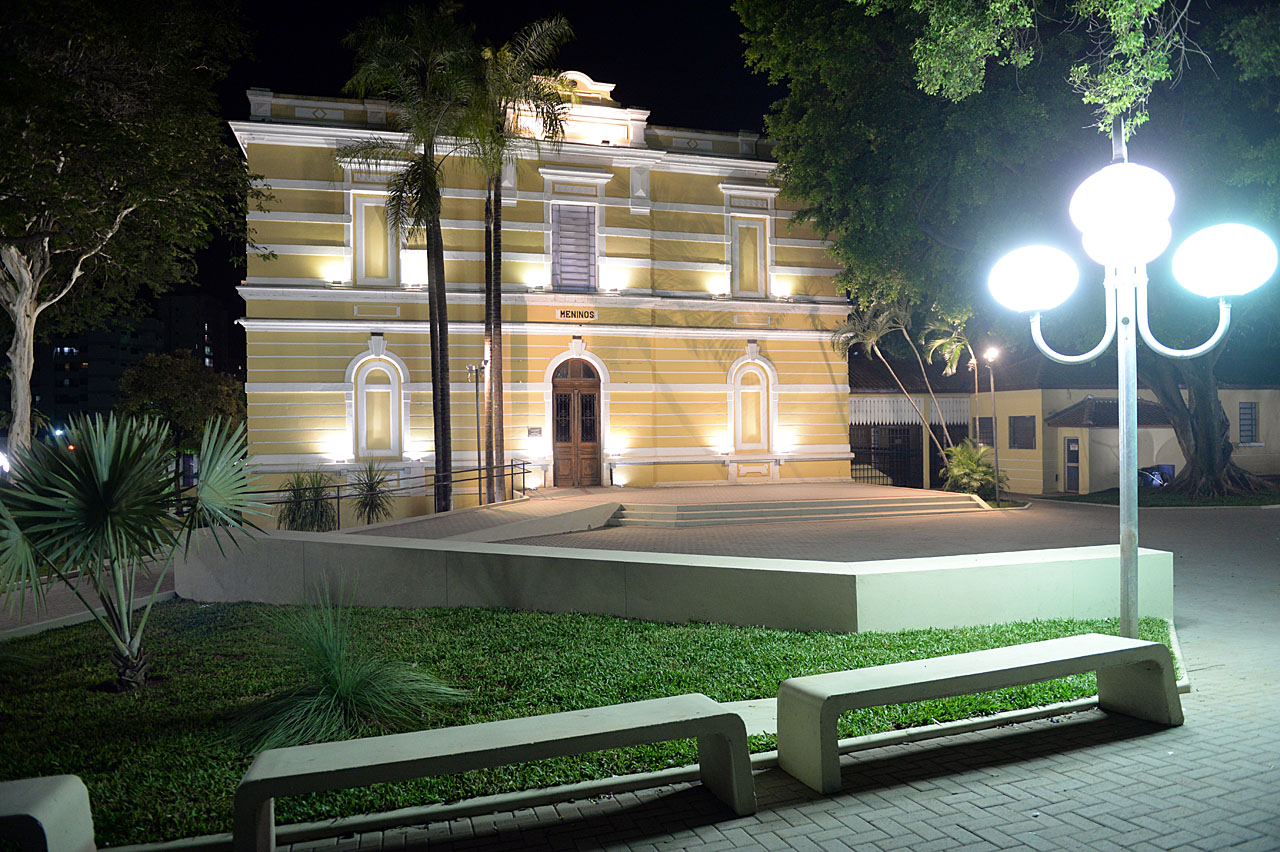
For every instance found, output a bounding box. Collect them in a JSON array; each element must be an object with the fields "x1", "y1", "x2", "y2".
[
  {"x1": 1065, "y1": 437, "x2": 1080, "y2": 493},
  {"x1": 552, "y1": 359, "x2": 601, "y2": 486}
]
